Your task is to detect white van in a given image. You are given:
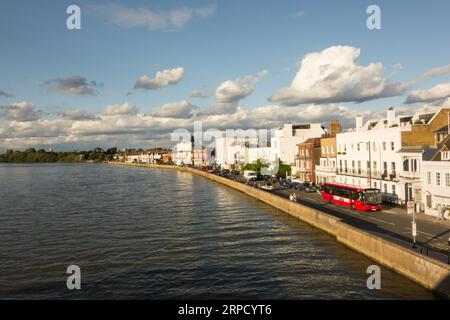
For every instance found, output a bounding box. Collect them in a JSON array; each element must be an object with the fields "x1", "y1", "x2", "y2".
[{"x1": 243, "y1": 170, "x2": 257, "y2": 181}]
